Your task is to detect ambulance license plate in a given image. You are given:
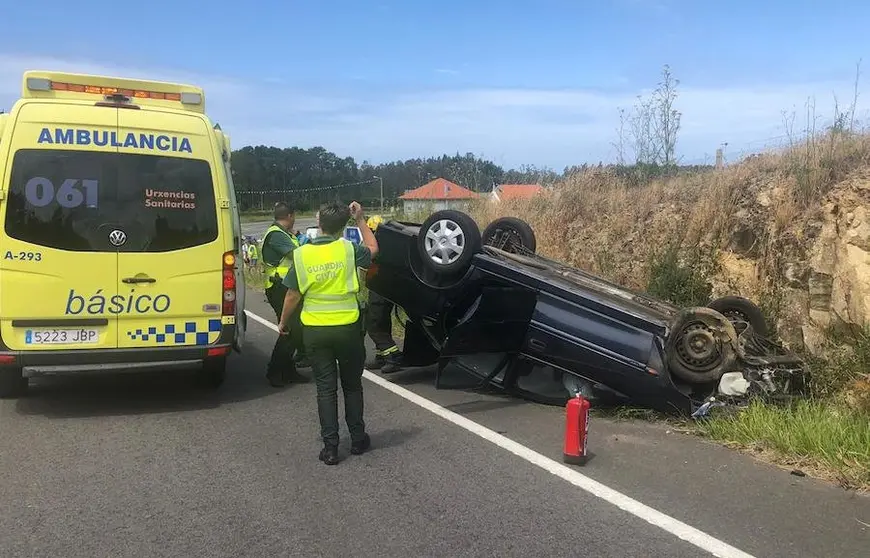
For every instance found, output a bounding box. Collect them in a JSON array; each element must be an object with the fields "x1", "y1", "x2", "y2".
[{"x1": 25, "y1": 329, "x2": 99, "y2": 345}]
